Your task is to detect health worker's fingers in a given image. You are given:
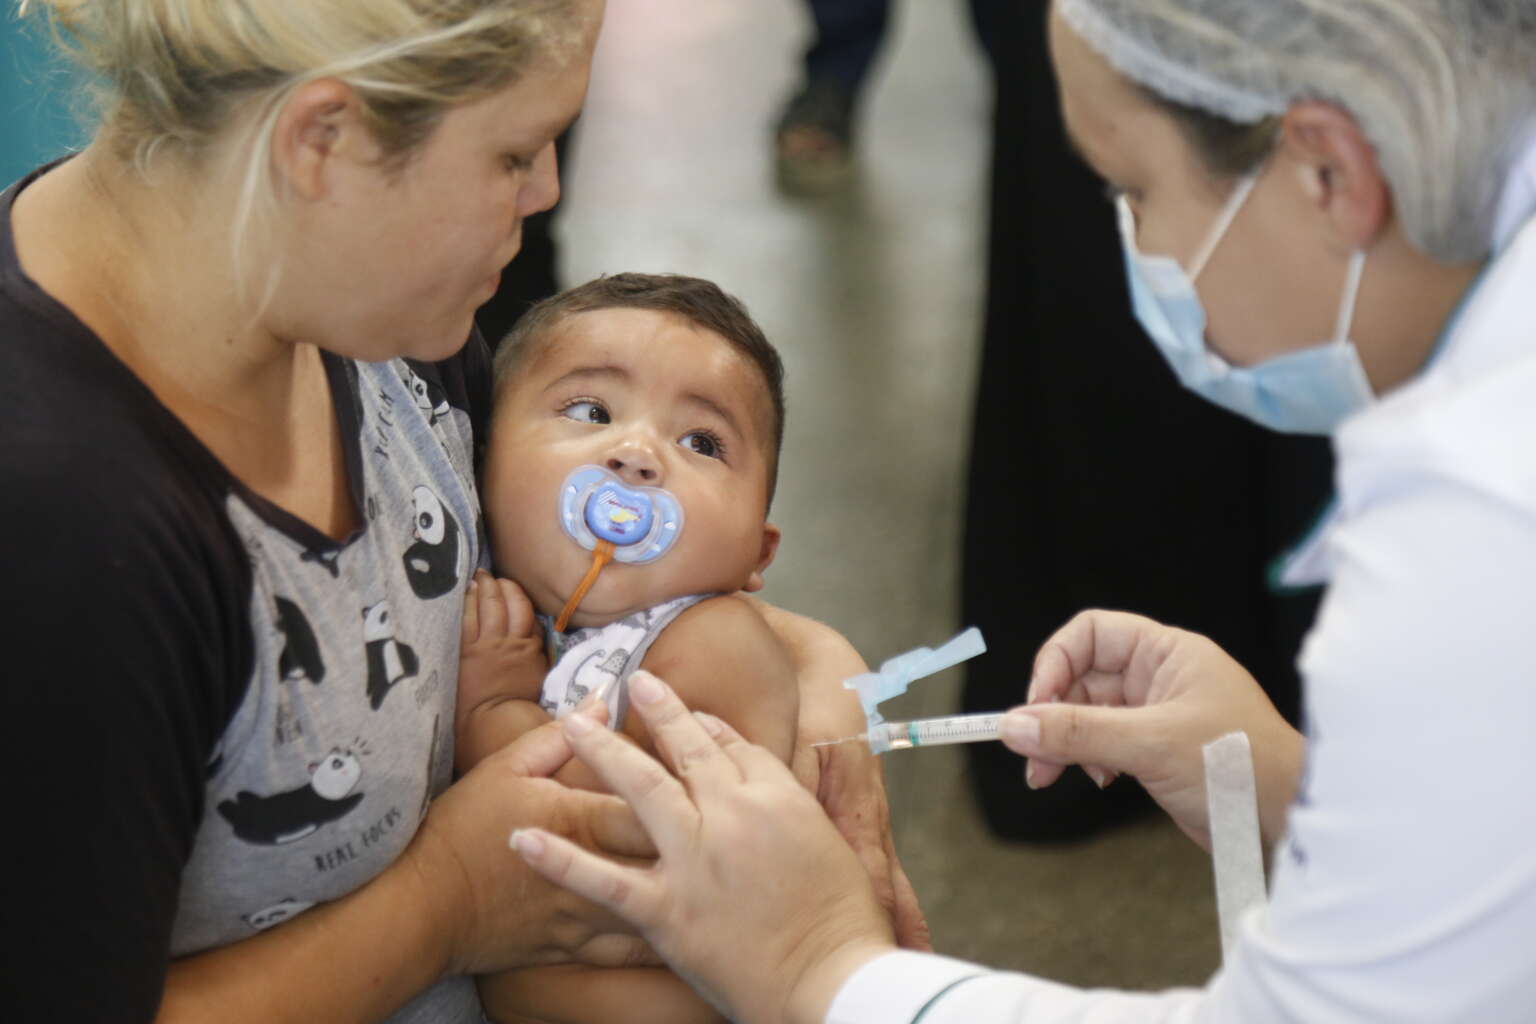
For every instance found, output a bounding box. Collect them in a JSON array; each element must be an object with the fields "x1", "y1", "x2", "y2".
[
  {"x1": 694, "y1": 708, "x2": 799, "y2": 784},
  {"x1": 462, "y1": 575, "x2": 482, "y2": 645},
  {"x1": 493, "y1": 718, "x2": 577, "y2": 780},
  {"x1": 624, "y1": 671, "x2": 745, "y2": 793},
  {"x1": 1025, "y1": 757, "x2": 1066, "y2": 790},
  {"x1": 561, "y1": 704, "x2": 703, "y2": 854},
  {"x1": 512, "y1": 827, "x2": 663, "y2": 932},
  {"x1": 1002, "y1": 702, "x2": 1163, "y2": 785},
  {"x1": 1028, "y1": 609, "x2": 1157, "y2": 704},
  {"x1": 580, "y1": 790, "x2": 658, "y2": 861},
  {"x1": 1083, "y1": 765, "x2": 1119, "y2": 789}
]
